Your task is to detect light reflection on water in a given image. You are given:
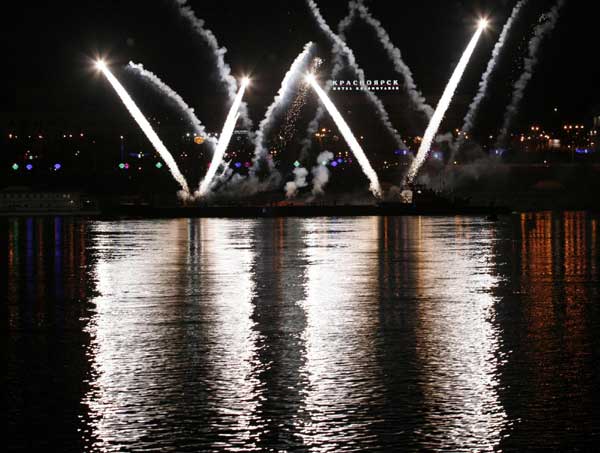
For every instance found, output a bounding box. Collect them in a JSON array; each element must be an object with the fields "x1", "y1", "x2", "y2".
[
  {"x1": 3, "y1": 213, "x2": 600, "y2": 451},
  {"x1": 413, "y1": 218, "x2": 507, "y2": 451}
]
